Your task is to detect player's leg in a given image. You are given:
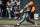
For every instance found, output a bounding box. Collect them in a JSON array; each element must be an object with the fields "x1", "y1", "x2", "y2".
[
  {"x1": 26, "y1": 13, "x2": 35, "y2": 24},
  {"x1": 26, "y1": 17, "x2": 35, "y2": 24},
  {"x1": 8, "y1": 8, "x2": 11, "y2": 19},
  {"x1": 15, "y1": 13, "x2": 26, "y2": 26},
  {"x1": 26, "y1": 14, "x2": 37, "y2": 26}
]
